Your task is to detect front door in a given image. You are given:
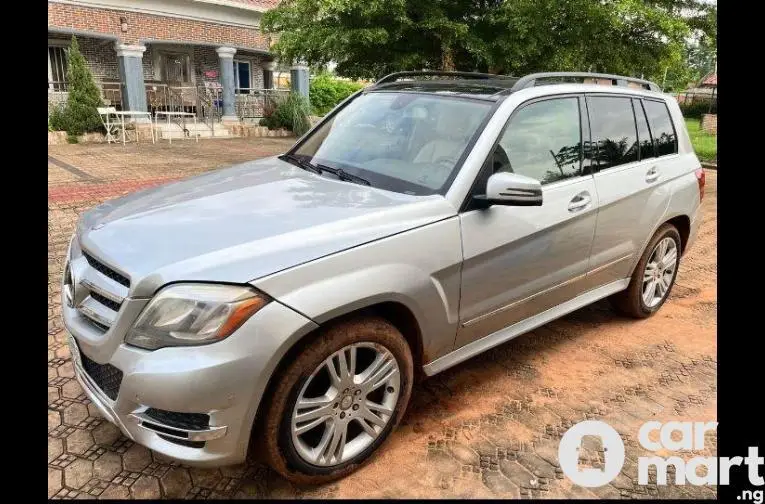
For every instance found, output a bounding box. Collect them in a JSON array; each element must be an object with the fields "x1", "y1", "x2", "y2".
[{"x1": 456, "y1": 95, "x2": 598, "y2": 348}]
